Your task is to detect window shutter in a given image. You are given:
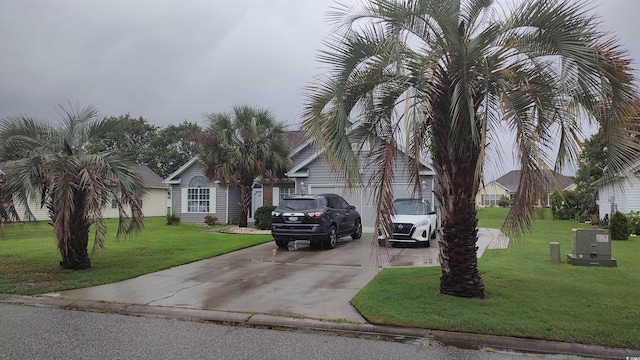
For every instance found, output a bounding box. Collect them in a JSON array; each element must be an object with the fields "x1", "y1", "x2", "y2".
[
  {"x1": 210, "y1": 188, "x2": 216, "y2": 212},
  {"x1": 181, "y1": 188, "x2": 188, "y2": 213}
]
